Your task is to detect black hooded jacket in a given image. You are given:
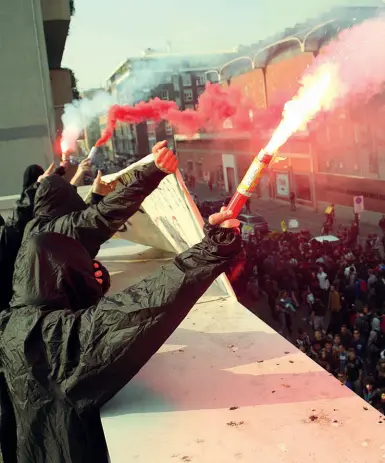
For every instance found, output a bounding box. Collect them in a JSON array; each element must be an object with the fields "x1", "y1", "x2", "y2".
[
  {"x1": 21, "y1": 165, "x2": 44, "y2": 197},
  {"x1": 0, "y1": 183, "x2": 39, "y2": 309},
  {"x1": 1, "y1": 226, "x2": 241, "y2": 462},
  {"x1": 20, "y1": 162, "x2": 167, "y2": 260}
]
